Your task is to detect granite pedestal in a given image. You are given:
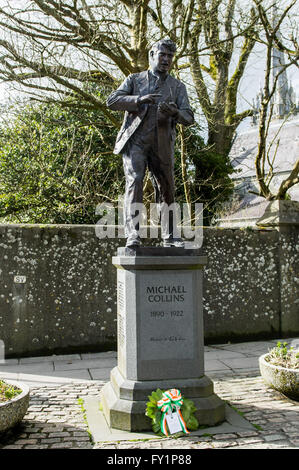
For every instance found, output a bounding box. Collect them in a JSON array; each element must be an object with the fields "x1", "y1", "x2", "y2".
[{"x1": 101, "y1": 247, "x2": 225, "y2": 431}]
